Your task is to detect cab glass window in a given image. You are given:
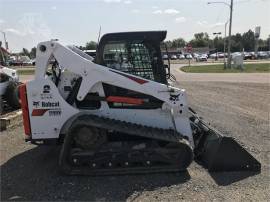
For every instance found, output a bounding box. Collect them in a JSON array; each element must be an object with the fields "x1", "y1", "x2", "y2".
[{"x1": 103, "y1": 41, "x2": 155, "y2": 81}]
